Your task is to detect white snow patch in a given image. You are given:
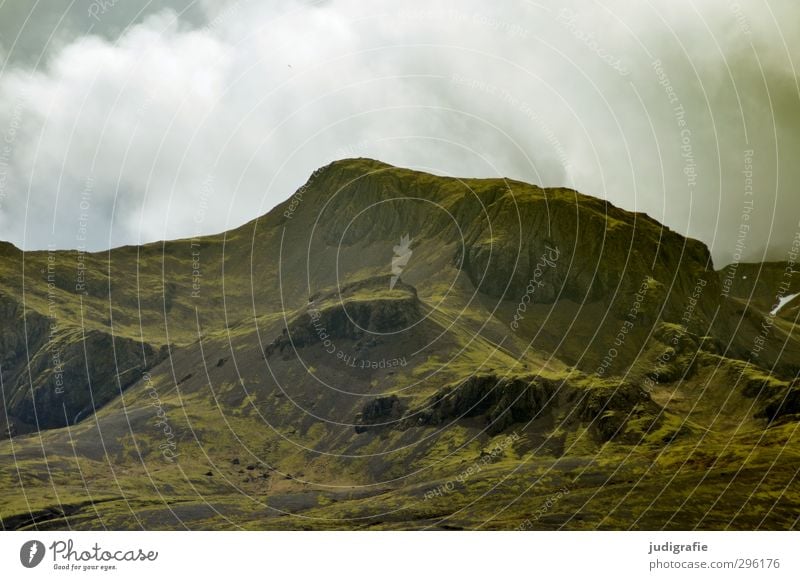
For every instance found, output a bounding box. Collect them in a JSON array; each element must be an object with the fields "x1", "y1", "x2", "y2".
[{"x1": 770, "y1": 292, "x2": 800, "y2": 316}]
